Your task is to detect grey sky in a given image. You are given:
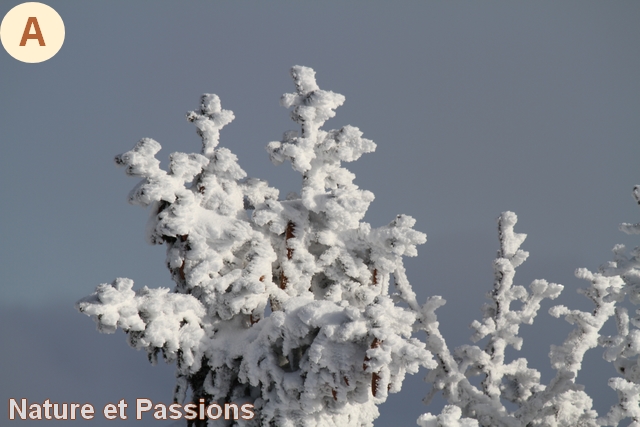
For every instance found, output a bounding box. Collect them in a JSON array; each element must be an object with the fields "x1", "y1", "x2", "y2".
[{"x1": 1, "y1": 1, "x2": 639, "y2": 425}]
